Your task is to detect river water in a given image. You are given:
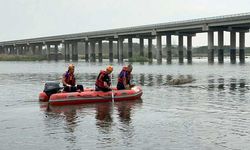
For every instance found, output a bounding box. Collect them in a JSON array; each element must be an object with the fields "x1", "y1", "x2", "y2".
[{"x1": 1, "y1": 58, "x2": 250, "y2": 150}]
